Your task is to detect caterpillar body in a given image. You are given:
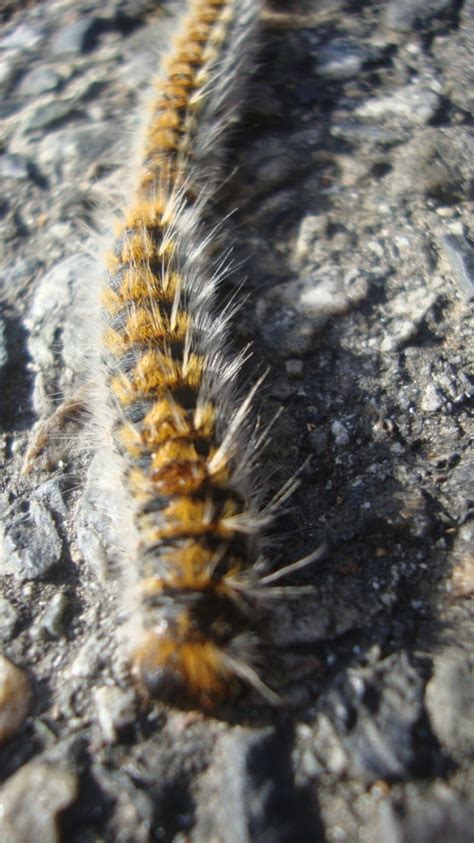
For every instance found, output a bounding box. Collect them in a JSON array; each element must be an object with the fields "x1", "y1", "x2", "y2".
[{"x1": 94, "y1": 0, "x2": 283, "y2": 708}]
